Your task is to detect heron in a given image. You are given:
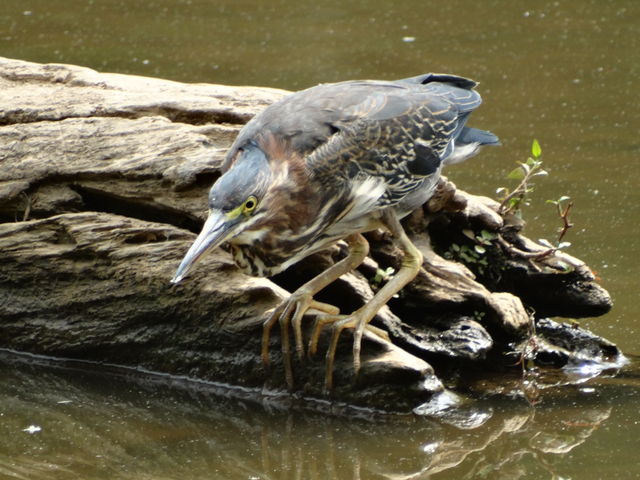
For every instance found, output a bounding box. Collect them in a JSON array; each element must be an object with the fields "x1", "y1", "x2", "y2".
[{"x1": 171, "y1": 73, "x2": 499, "y2": 391}]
